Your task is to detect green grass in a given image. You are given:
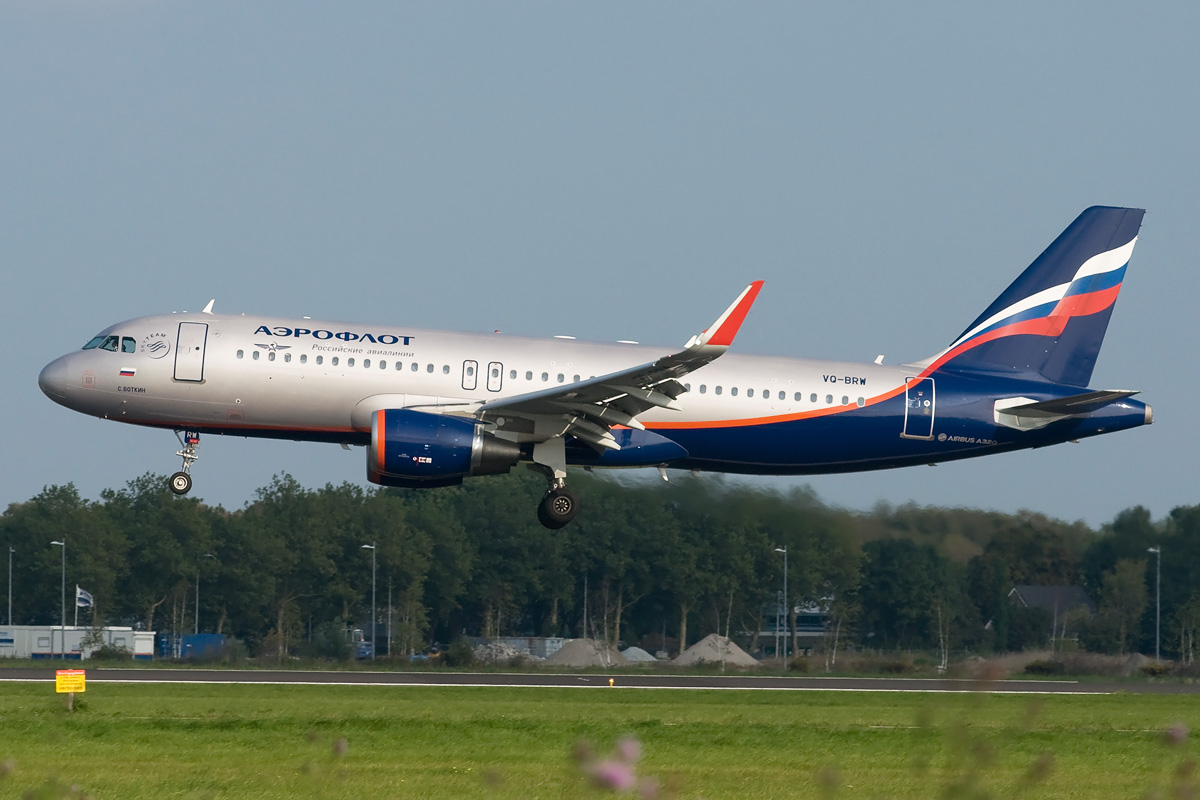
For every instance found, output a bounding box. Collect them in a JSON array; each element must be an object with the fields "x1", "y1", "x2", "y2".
[{"x1": 1, "y1": 683, "x2": 1197, "y2": 799}]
